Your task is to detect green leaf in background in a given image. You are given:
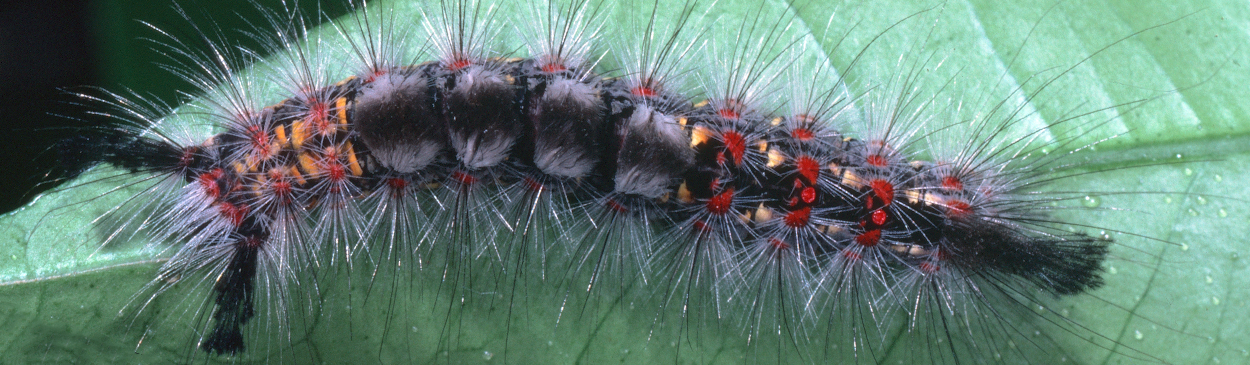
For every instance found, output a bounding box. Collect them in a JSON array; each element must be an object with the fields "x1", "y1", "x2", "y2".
[{"x1": 2, "y1": 0, "x2": 1247, "y2": 363}]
